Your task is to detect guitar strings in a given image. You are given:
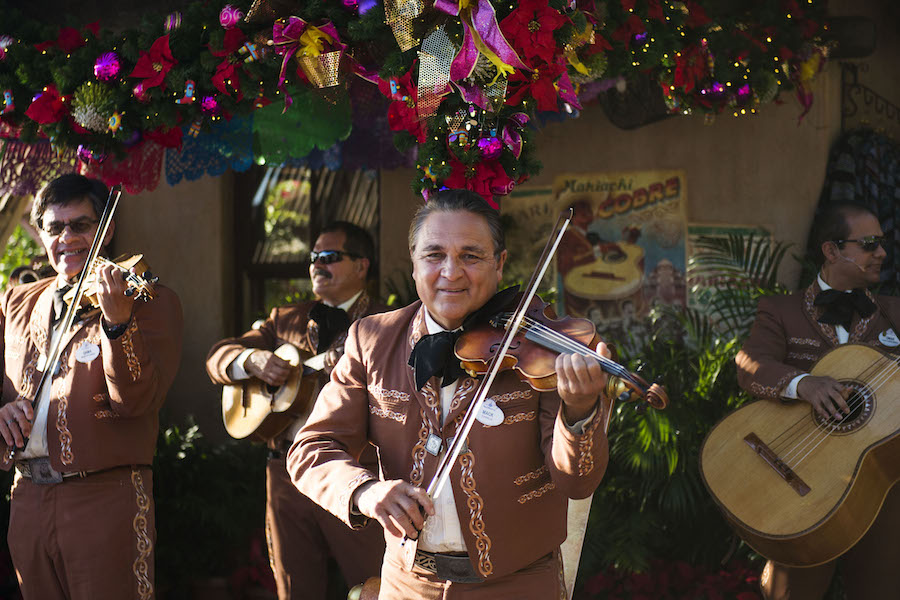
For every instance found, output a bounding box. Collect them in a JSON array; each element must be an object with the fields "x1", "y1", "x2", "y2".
[
  {"x1": 772, "y1": 354, "x2": 890, "y2": 466},
  {"x1": 770, "y1": 352, "x2": 900, "y2": 471}
]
